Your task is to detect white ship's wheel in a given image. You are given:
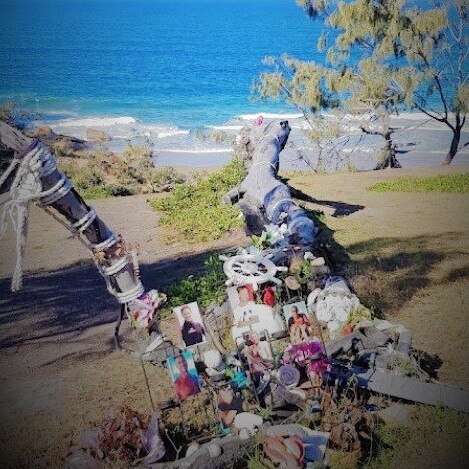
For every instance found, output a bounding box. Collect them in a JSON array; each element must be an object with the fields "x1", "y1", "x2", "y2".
[{"x1": 220, "y1": 253, "x2": 286, "y2": 289}]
